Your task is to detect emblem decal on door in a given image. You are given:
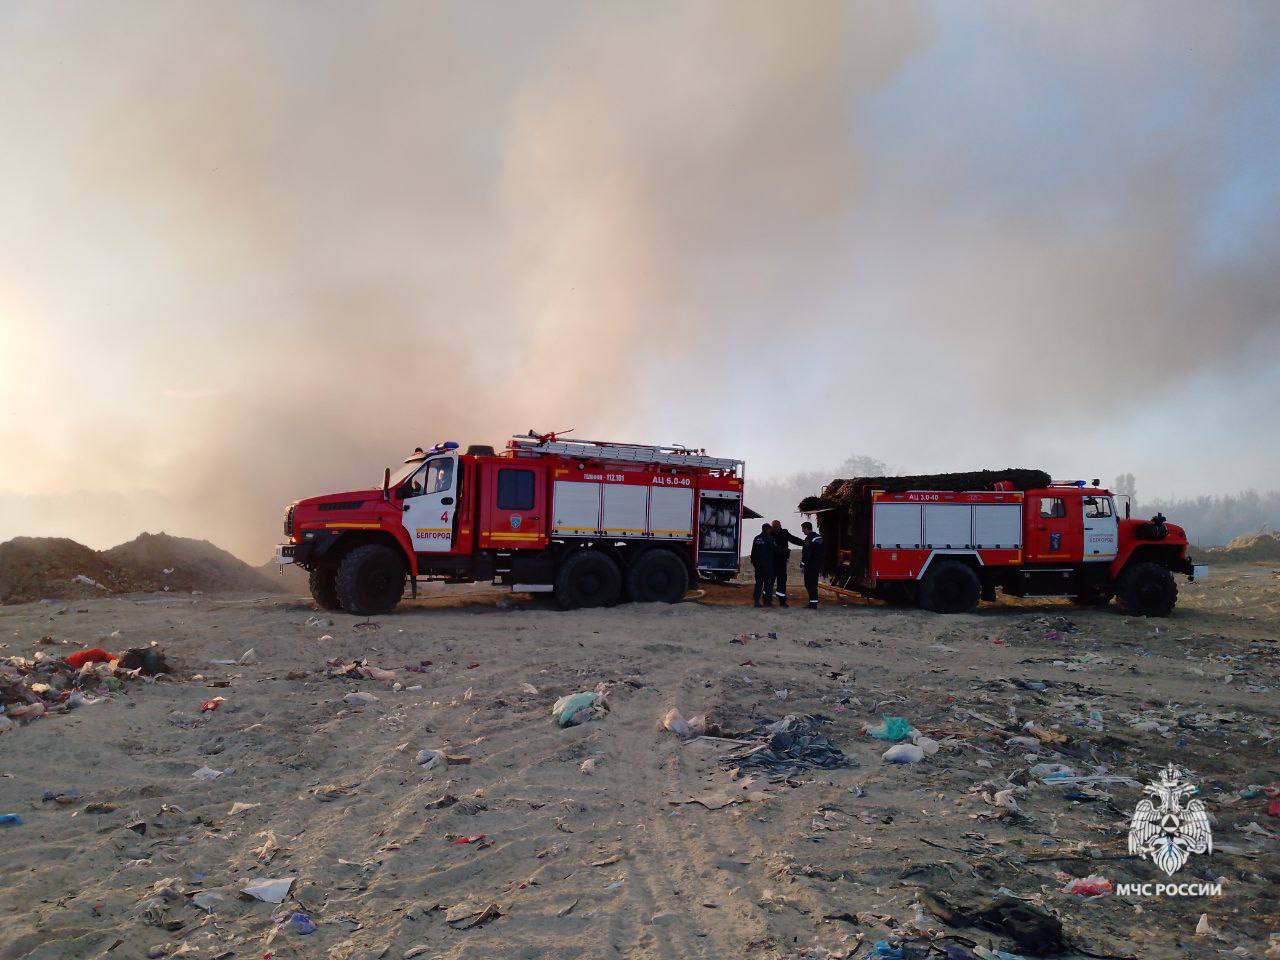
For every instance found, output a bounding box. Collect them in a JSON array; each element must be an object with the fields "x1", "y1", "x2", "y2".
[
  {"x1": 1050, "y1": 532, "x2": 1062, "y2": 550},
  {"x1": 510, "y1": 515, "x2": 522, "y2": 530}
]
